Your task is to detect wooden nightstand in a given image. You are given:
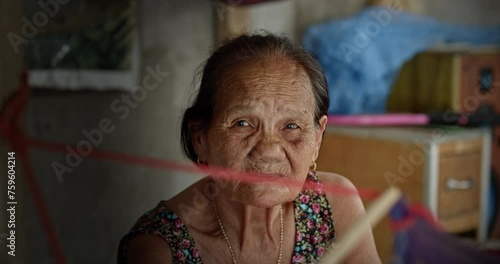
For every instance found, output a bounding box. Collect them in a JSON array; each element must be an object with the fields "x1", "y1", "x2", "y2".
[{"x1": 316, "y1": 126, "x2": 492, "y2": 262}]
